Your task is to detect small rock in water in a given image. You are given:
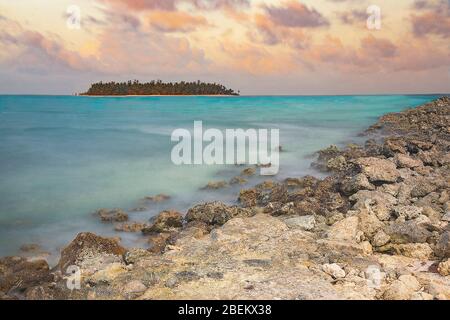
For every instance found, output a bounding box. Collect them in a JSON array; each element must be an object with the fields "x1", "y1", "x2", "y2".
[
  {"x1": 19, "y1": 243, "x2": 41, "y2": 253},
  {"x1": 115, "y1": 222, "x2": 147, "y2": 233},
  {"x1": 96, "y1": 208, "x2": 129, "y2": 223},
  {"x1": 130, "y1": 207, "x2": 148, "y2": 212},
  {"x1": 322, "y1": 263, "x2": 346, "y2": 279},
  {"x1": 240, "y1": 167, "x2": 256, "y2": 177},
  {"x1": 229, "y1": 176, "x2": 248, "y2": 185},
  {"x1": 201, "y1": 181, "x2": 228, "y2": 190},
  {"x1": 144, "y1": 194, "x2": 171, "y2": 202}
]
